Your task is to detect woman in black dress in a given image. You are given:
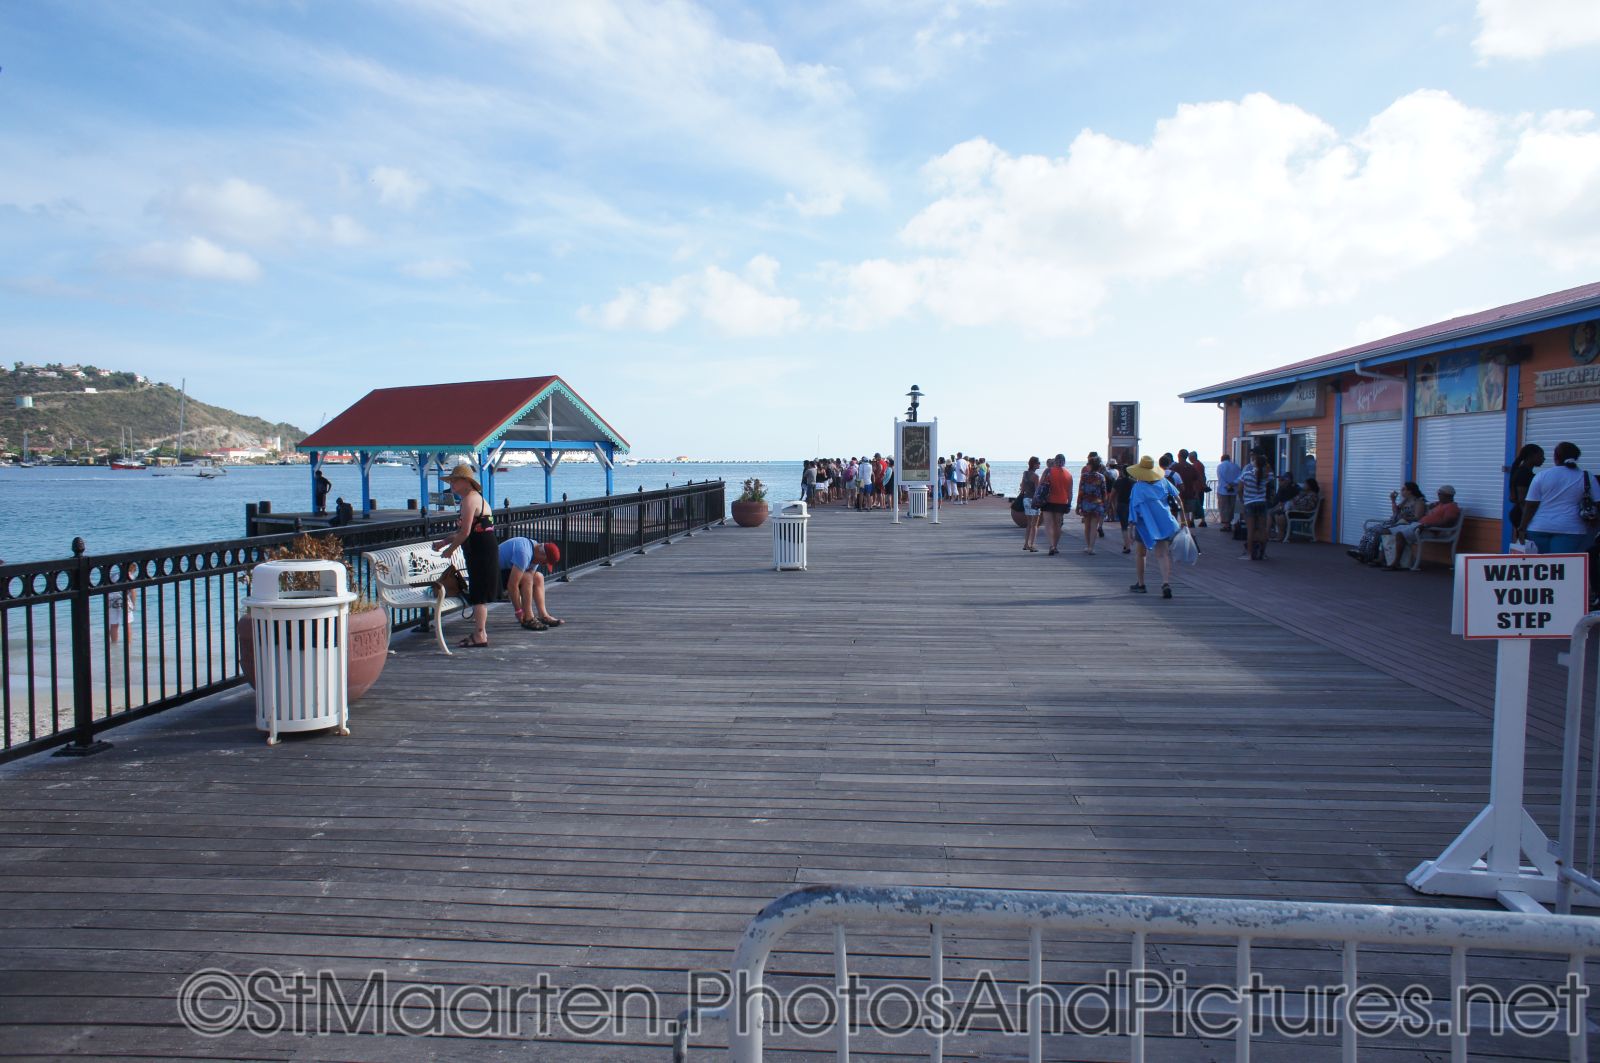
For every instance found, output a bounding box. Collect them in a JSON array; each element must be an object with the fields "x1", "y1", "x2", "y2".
[
  {"x1": 433, "y1": 462, "x2": 497, "y2": 648},
  {"x1": 1508, "y1": 443, "x2": 1545, "y2": 531}
]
